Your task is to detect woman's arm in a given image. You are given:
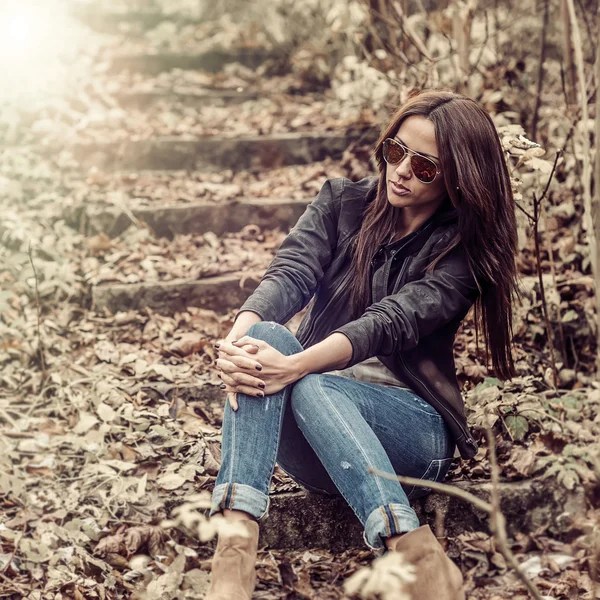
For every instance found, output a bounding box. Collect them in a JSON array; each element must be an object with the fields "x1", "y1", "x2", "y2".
[
  {"x1": 288, "y1": 332, "x2": 353, "y2": 378},
  {"x1": 330, "y1": 242, "x2": 480, "y2": 368},
  {"x1": 237, "y1": 178, "x2": 343, "y2": 325},
  {"x1": 227, "y1": 310, "x2": 263, "y2": 341},
  {"x1": 217, "y1": 331, "x2": 353, "y2": 404}
]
